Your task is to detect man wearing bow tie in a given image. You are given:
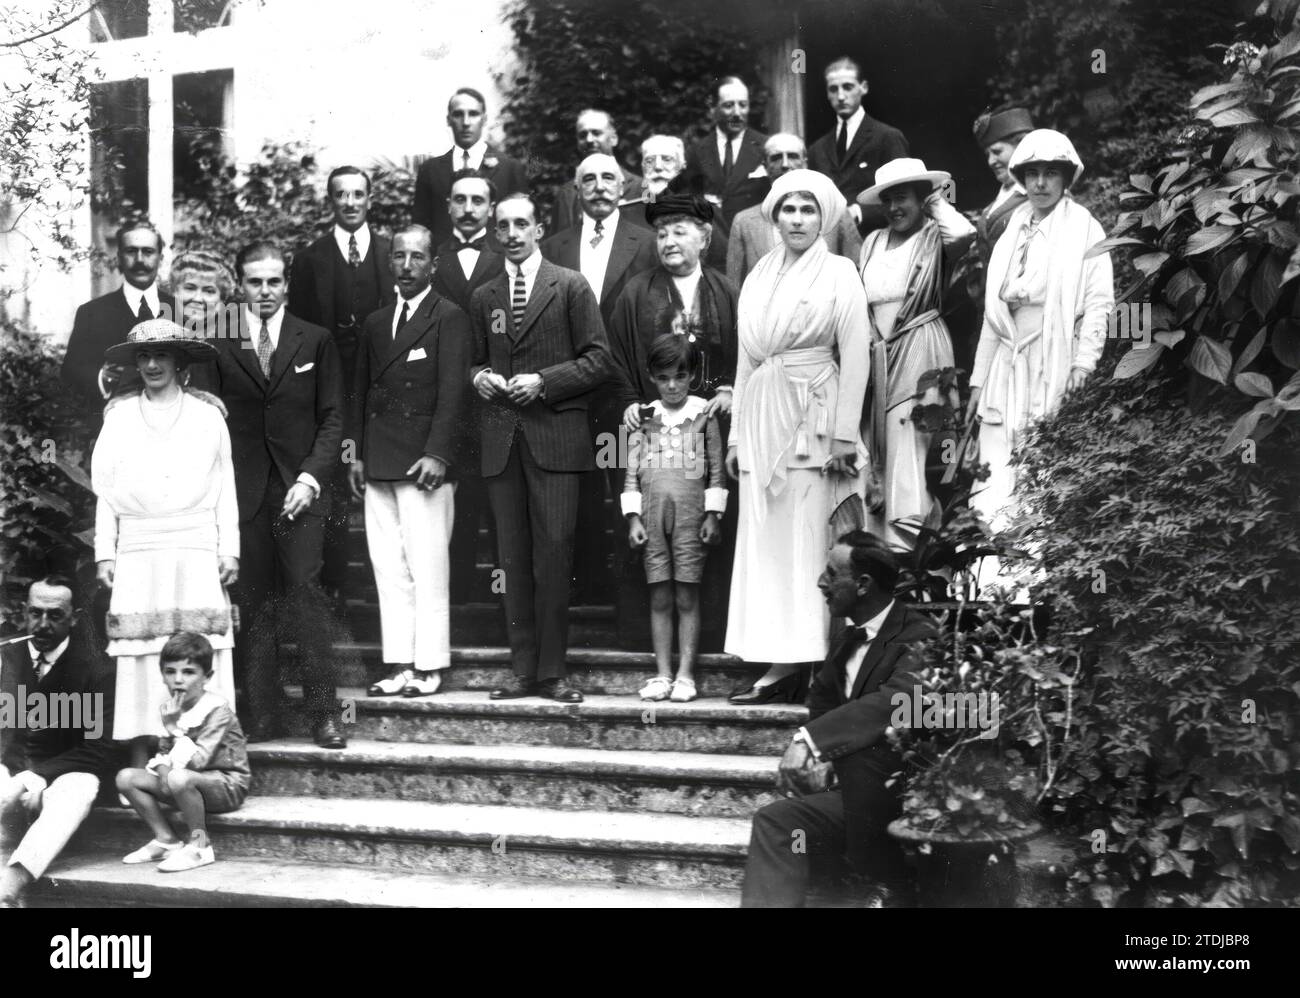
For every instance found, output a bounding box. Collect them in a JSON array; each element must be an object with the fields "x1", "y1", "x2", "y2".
[
  {"x1": 807, "y1": 57, "x2": 909, "y2": 233},
  {"x1": 1, "y1": 577, "x2": 120, "y2": 908},
  {"x1": 741, "y1": 531, "x2": 936, "y2": 907},
  {"x1": 433, "y1": 172, "x2": 505, "y2": 604},
  {"x1": 289, "y1": 166, "x2": 396, "y2": 609}
]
